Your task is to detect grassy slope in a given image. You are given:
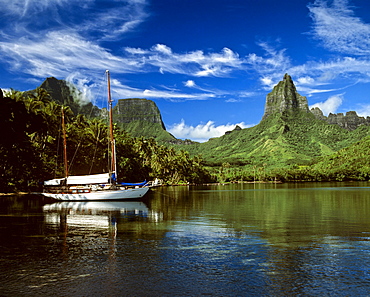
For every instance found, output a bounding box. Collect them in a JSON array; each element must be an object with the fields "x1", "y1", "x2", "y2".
[
  {"x1": 118, "y1": 121, "x2": 176, "y2": 142},
  {"x1": 311, "y1": 134, "x2": 370, "y2": 179},
  {"x1": 175, "y1": 111, "x2": 370, "y2": 169}
]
